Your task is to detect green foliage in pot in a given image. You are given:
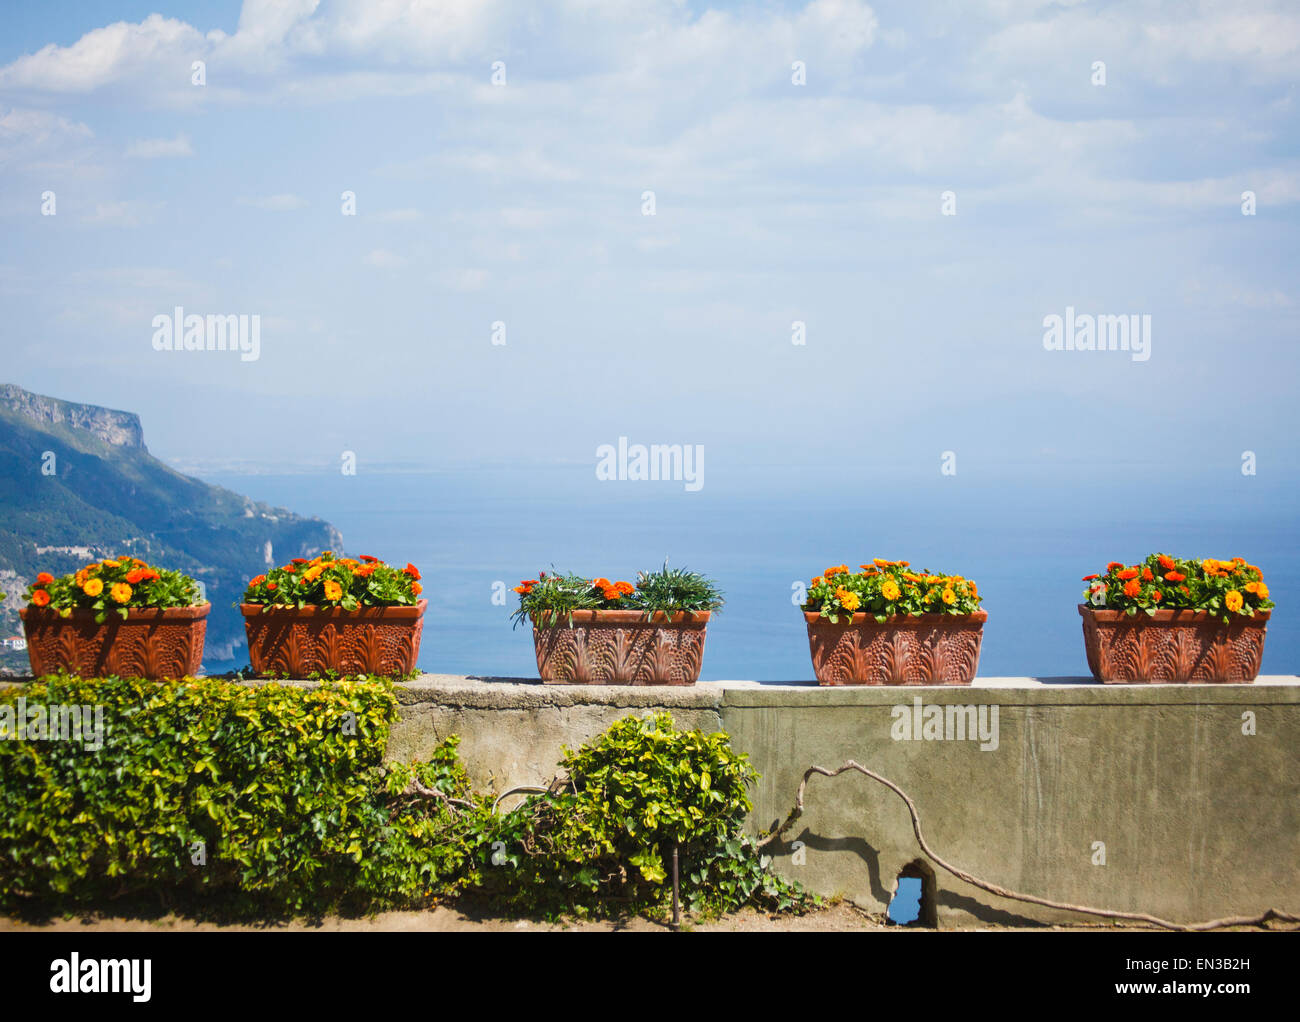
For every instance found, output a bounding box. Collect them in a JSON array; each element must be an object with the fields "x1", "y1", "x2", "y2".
[{"x1": 510, "y1": 562, "x2": 724, "y2": 629}]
